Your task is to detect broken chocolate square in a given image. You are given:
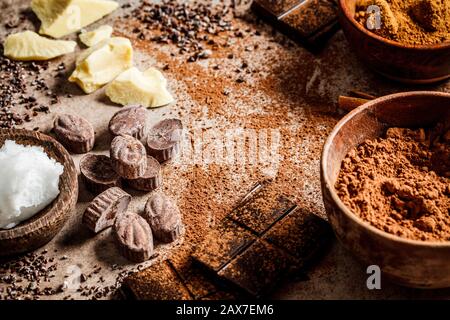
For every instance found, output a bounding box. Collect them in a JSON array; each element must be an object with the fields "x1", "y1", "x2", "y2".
[
  {"x1": 217, "y1": 240, "x2": 298, "y2": 297},
  {"x1": 252, "y1": 0, "x2": 339, "y2": 50},
  {"x1": 121, "y1": 261, "x2": 192, "y2": 300},
  {"x1": 262, "y1": 207, "x2": 332, "y2": 267},
  {"x1": 192, "y1": 219, "x2": 256, "y2": 272},
  {"x1": 252, "y1": 0, "x2": 305, "y2": 18},
  {"x1": 228, "y1": 184, "x2": 296, "y2": 235},
  {"x1": 169, "y1": 255, "x2": 222, "y2": 300},
  {"x1": 280, "y1": 0, "x2": 339, "y2": 41}
]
